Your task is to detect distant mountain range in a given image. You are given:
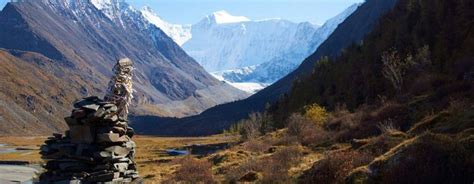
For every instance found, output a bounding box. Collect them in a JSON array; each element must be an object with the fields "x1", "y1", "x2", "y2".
[
  {"x1": 131, "y1": 0, "x2": 400, "y2": 136},
  {"x1": 0, "y1": 0, "x2": 247, "y2": 135},
  {"x1": 141, "y1": 5, "x2": 360, "y2": 93}
]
